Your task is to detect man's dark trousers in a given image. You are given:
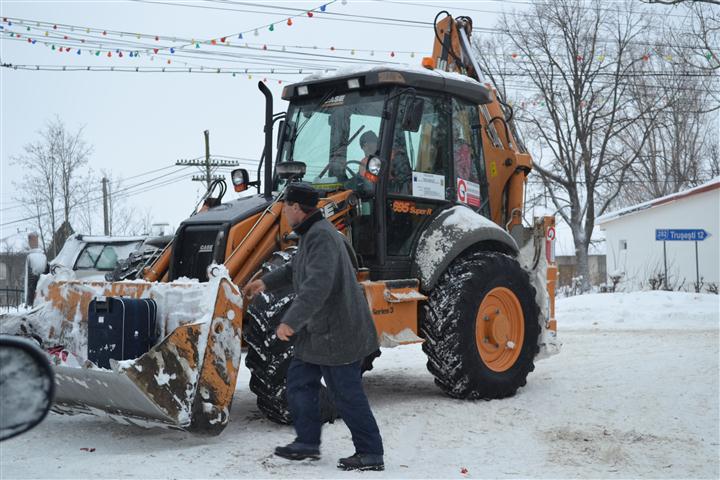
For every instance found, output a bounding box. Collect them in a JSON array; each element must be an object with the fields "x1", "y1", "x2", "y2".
[{"x1": 287, "y1": 358, "x2": 384, "y2": 455}]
